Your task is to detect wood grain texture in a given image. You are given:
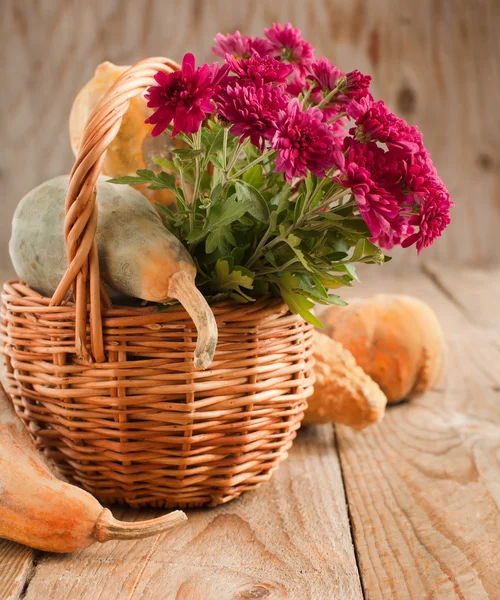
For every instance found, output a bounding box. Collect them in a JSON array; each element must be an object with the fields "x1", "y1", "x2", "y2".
[
  {"x1": 0, "y1": 541, "x2": 34, "y2": 600},
  {"x1": 336, "y1": 267, "x2": 500, "y2": 599},
  {"x1": 19, "y1": 426, "x2": 363, "y2": 600},
  {"x1": 424, "y1": 262, "x2": 500, "y2": 331},
  {"x1": 1, "y1": 0, "x2": 500, "y2": 275}
]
